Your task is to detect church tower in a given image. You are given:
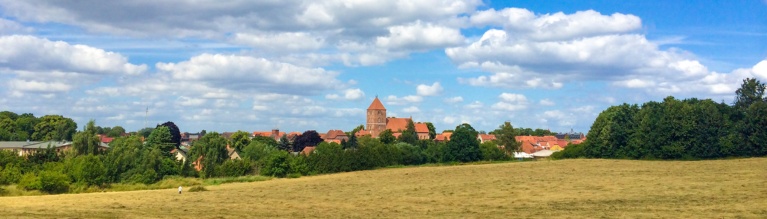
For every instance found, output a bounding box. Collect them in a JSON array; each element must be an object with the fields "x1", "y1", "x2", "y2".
[{"x1": 367, "y1": 96, "x2": 387, "y2": 136}]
